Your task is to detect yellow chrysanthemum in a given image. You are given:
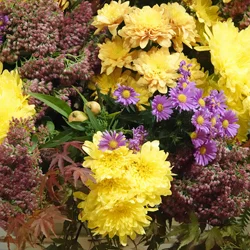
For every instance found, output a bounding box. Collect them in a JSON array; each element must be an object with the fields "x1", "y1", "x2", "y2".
[
  {"x1": 133, "y1": 47, "x2": 181, "y2": 94},
  {"x1": 92, "y1": 1, "x2": 131, "y2": 37},
  {"x1": 98, "y1": 37, "x2": 136, "y2": 75},
  {"x1": 77, "y1": 190, "x2": 151, "y2": 246},
  {"x1": 78, "y1": 131, "x2": 173, "y2": 246},
  {"x1": 131, "y1": 141, "x2": 173, "y2": 206},
  {"x1": 118, "y1": 5, "x2": 175, "y2": 49},
  {"x1": 82, "y1": 134, "x2": 134, "y2": 182},
  {"x1": 89, "y1": 68, "x2": 152, "y2": 110},
  {"x1": 0, "y1": 65, "x2": 35, "y2": 143},
  {"x1": 55, "y1": 0, "x2": 69, "y2": 10},
  {"x1": 191, "y1": 0, "x2": 220, "y2": 27},
  {"x1": 197, "y1": 20, "x2": 250, "y2": 140},
  {"x1": 161, "y1": 2, "x2": 198, "y2": 52}
]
